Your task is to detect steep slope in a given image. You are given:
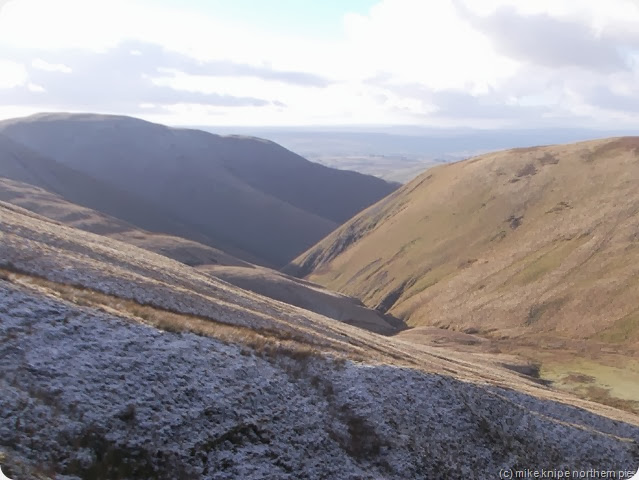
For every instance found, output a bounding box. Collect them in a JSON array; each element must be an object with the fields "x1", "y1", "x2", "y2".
[
  {"x1": 0, "y1": 113, "x2": 397, "y2": 266},
  {"x1": 0, "y1": 176, "x2": 250, "y2": 267},
  {"x1": 288, "y1": 137, "x2": 639, "y2": 341},
  {"x1": 1, "y1": 201, "x2": 638, "y2": 478},
  {"x1": 287, "y1": 138, "x2": 639, "y2": 407},
  {"x1": 197, "y1": 264, "x2": 403, "y2": 335},
  {"x1": 0, "y1": 133, "x2": 212, "y2": 244},
  {"x1": 0, "y1": 176, "x2": 399, "y2": 333}
]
